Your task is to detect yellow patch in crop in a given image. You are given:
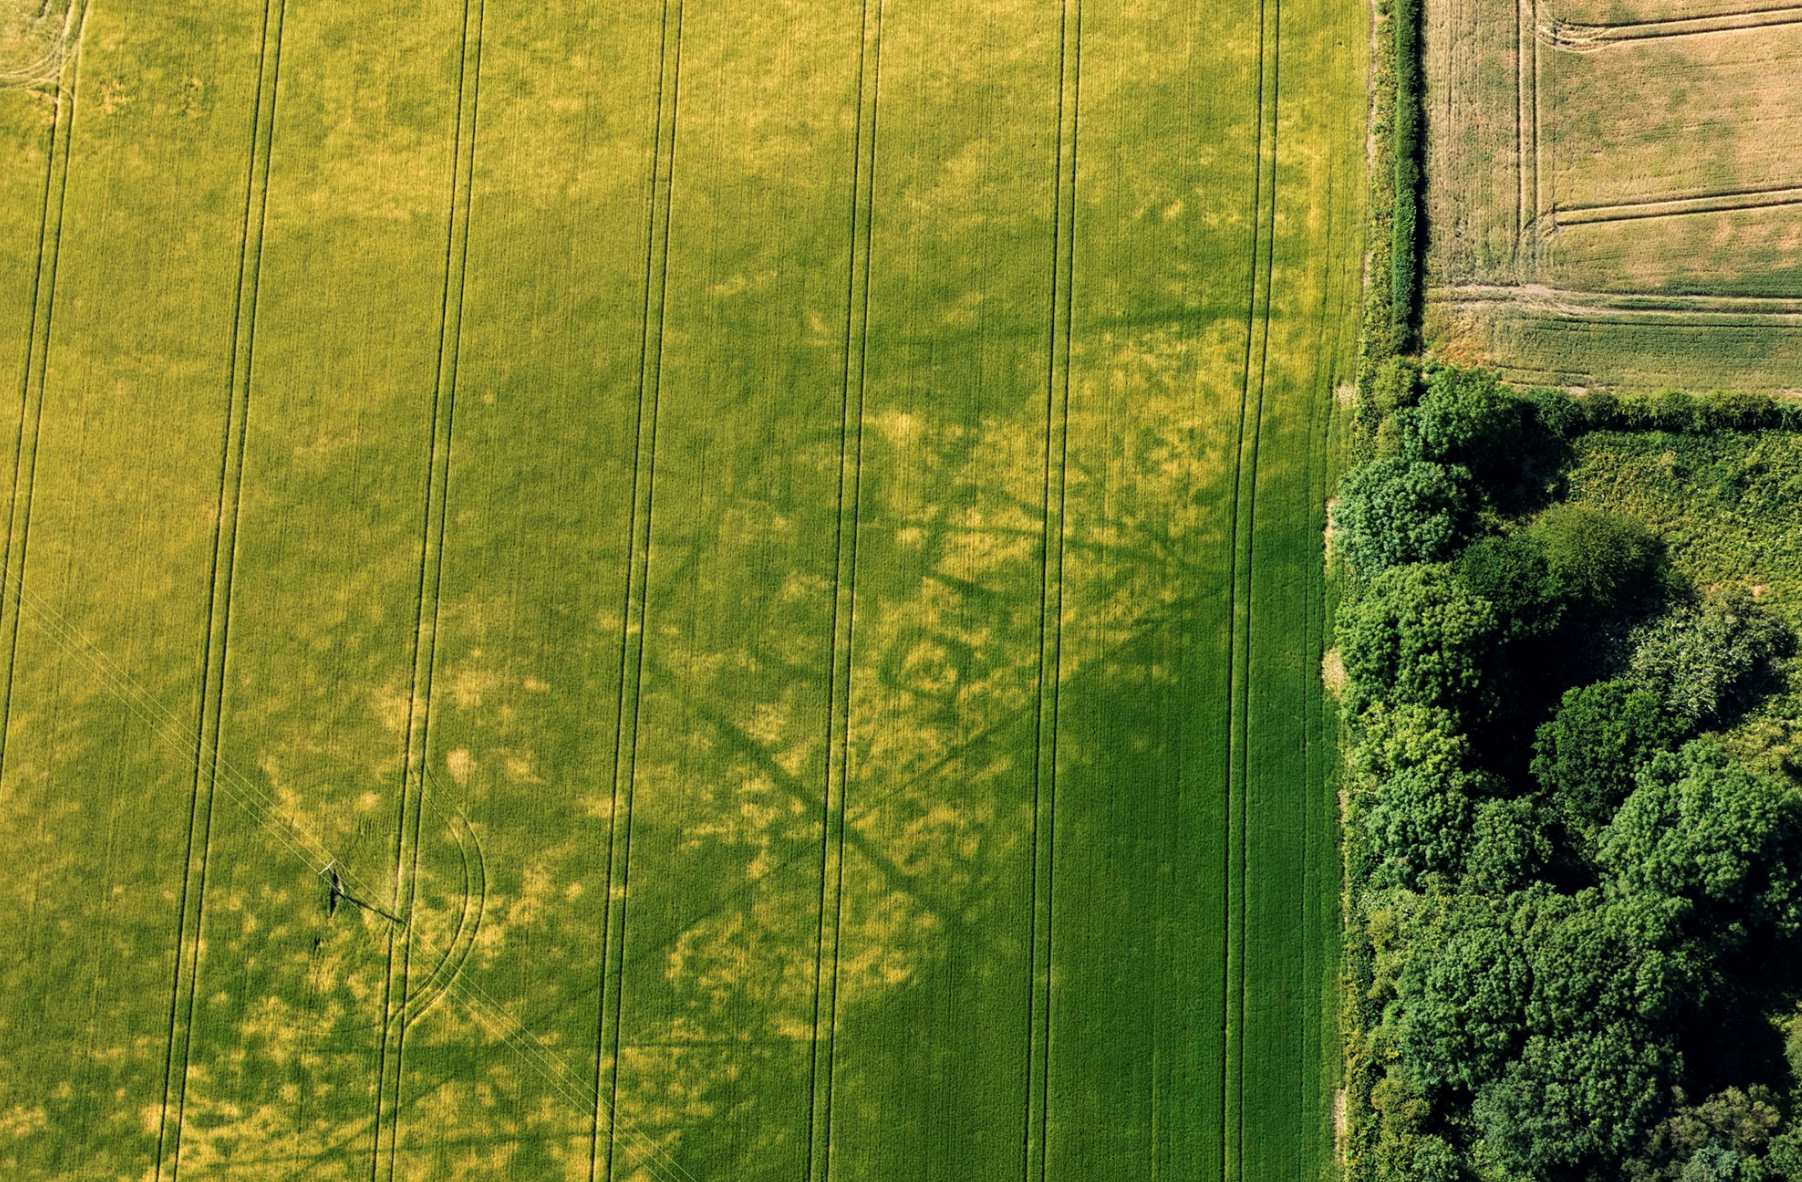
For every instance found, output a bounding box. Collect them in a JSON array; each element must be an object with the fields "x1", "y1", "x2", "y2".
[
  {"x1": 1321, "y1": 649, "x2": 1347, "y2": 699},
  {"x1": 368, "y1": 682, "x2": 410, "y2": 735},
  {"x1": 0, "y1": 1103, "x2": 44, "y2": 1139},
  {"x1": 450, "y1": 666, "x2": 500, "y2": 708}
]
